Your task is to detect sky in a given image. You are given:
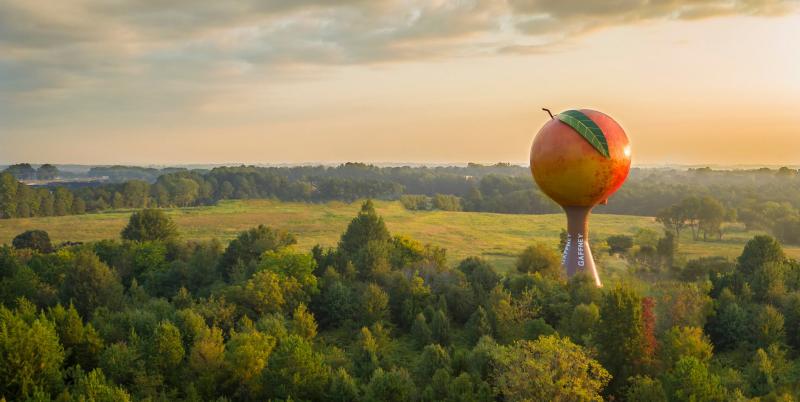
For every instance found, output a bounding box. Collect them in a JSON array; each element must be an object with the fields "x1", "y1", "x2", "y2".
[{"x1": 1, "y1": 0, "x2": 799, "y2": 166}]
